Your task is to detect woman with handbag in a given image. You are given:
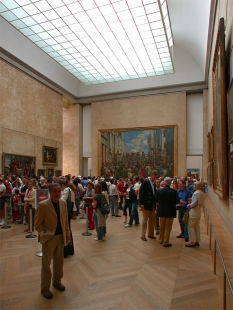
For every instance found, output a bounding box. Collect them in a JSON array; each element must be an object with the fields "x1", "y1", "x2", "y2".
[
  {"x1": 23, "y1": 181, "x2": 35, "y2": 231},
  {"x1": 59, "y1": 180, "x2": 76, "y2": 257},
  {"x1": 93, "y1": 183, "x2": 106, "y2": 242},
  {"x1": 185, "y1": 181, "x2": 206, "y2": 248}
]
